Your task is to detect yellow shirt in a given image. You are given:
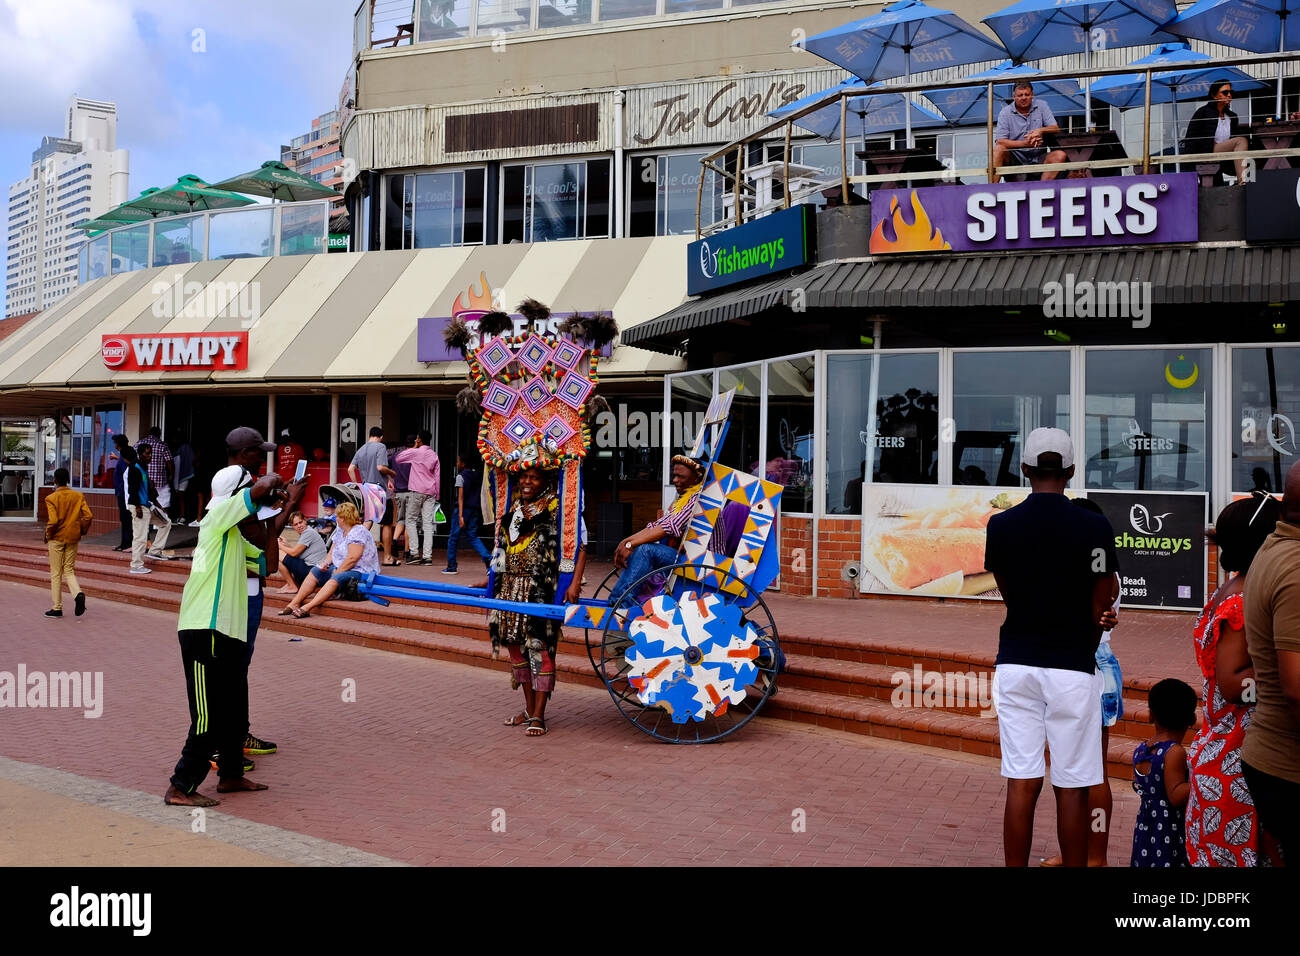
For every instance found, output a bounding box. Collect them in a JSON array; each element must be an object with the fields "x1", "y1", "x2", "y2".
[{"x1": 45, "y1": 486, "x2": 92, "y2": 543}]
